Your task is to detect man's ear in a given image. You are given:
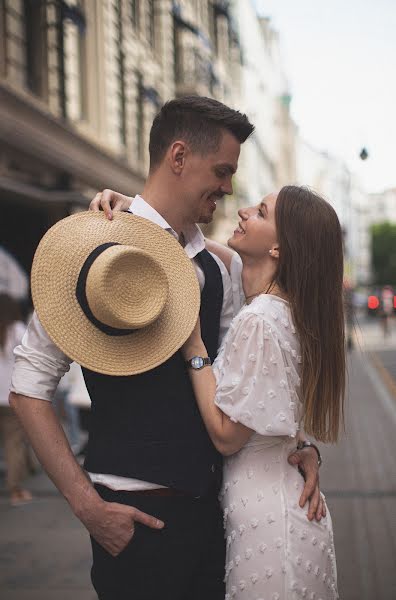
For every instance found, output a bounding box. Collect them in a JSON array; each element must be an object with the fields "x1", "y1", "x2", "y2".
[{"x1": 168, "y1": 140, "x2": 187, "y2": 174}]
